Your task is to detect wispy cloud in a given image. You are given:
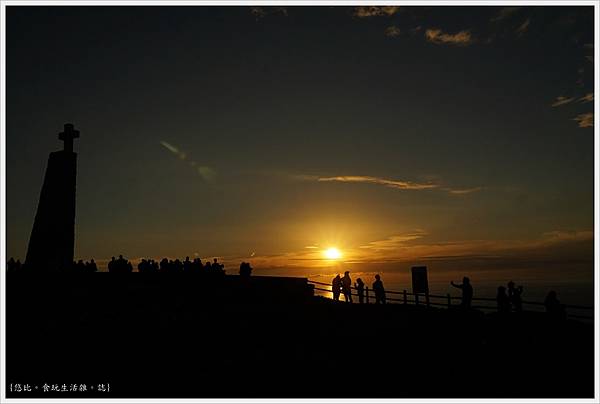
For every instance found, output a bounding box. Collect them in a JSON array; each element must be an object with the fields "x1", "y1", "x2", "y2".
[
  {"x1": 551, "y1": 96, "x2": 575, "y2": 107},
  {"x1": 351, "y1": 229, "x2": 594, "y2": 264},
  {"x1": 490, "y1": 7, "x2": 522, "y2": 22},
  {"x1": 572, "y1": 113, "x2": 593, "y2": 128},
  {"x1": 515, "y1": 18, "x2": 530, "y2": 36},
  {"x1": 353, "y1": 6, "x2": 401, "y2": 18},
  {"x1": 443, "y1": 187, "x2": 483, "y2": 195},
  {"x1": 294, "y1": 174, "x2": 481, "y2": 195},
  {"x1": 160, "y1": 141, "x2": 216, "y2": 182},
  {"x1": 385, "y1": 26, "x2": 401, "y2": 38},
  {"x1": 300, "y1": 175, "x2": 437, "y2": 190},
  {"x1": 578, "y1": 93, "x2": 594, "y2": 103},
  {"x1": 425, "y1": 28, "x2": 472, "y2": 46},
  {"x1": 247, "y1": 228, "x2": 593, "y2": 271},
  {"x1": 160, "y1": 141, "x2": 187, "y2": 159},
  {"x1": 359, "y1": 231, "x2": 428, "y2": 250}
]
